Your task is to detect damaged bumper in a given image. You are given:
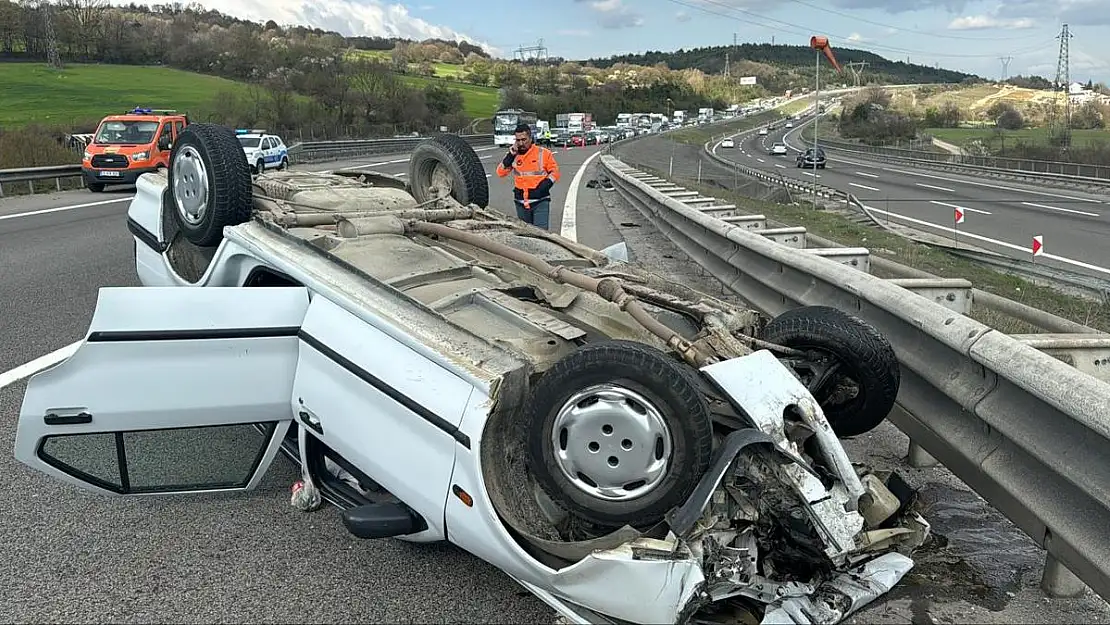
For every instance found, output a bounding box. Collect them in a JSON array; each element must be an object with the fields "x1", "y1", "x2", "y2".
[{"x1": 540, "y1": 350, "x2": 930, "y2": 625}]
